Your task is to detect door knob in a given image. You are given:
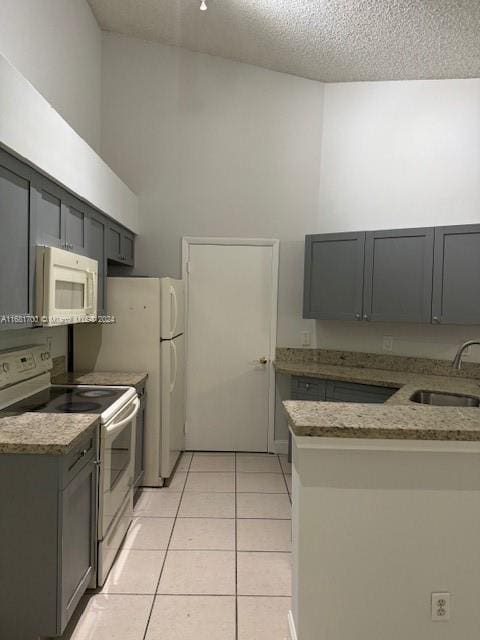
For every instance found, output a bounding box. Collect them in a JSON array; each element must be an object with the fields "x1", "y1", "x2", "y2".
[{"x1": 258, "y1": 357, "x2": 268, "y2": 365}]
